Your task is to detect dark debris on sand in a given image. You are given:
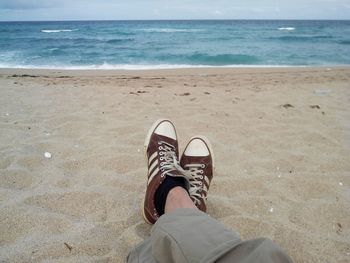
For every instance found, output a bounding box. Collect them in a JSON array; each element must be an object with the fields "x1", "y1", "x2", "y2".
[
  {"x1": 177, "y1": 92, "x2": 191, "y2": 96},
  {"x1": 11, "y1": 74, "x2": 39, "y2": 78},
  {"x1": 129, "y1": 90, "x2": 148, "y2": 95},
  {"x1": 64, "y1": 242, "x2": 73, "y2": 252},
  {"x1": 310, "y1": 105, "x2": 321, "y2": 109},
  {"x1": 281, "y1": 103, "x2": 294, "y2": 109}
]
